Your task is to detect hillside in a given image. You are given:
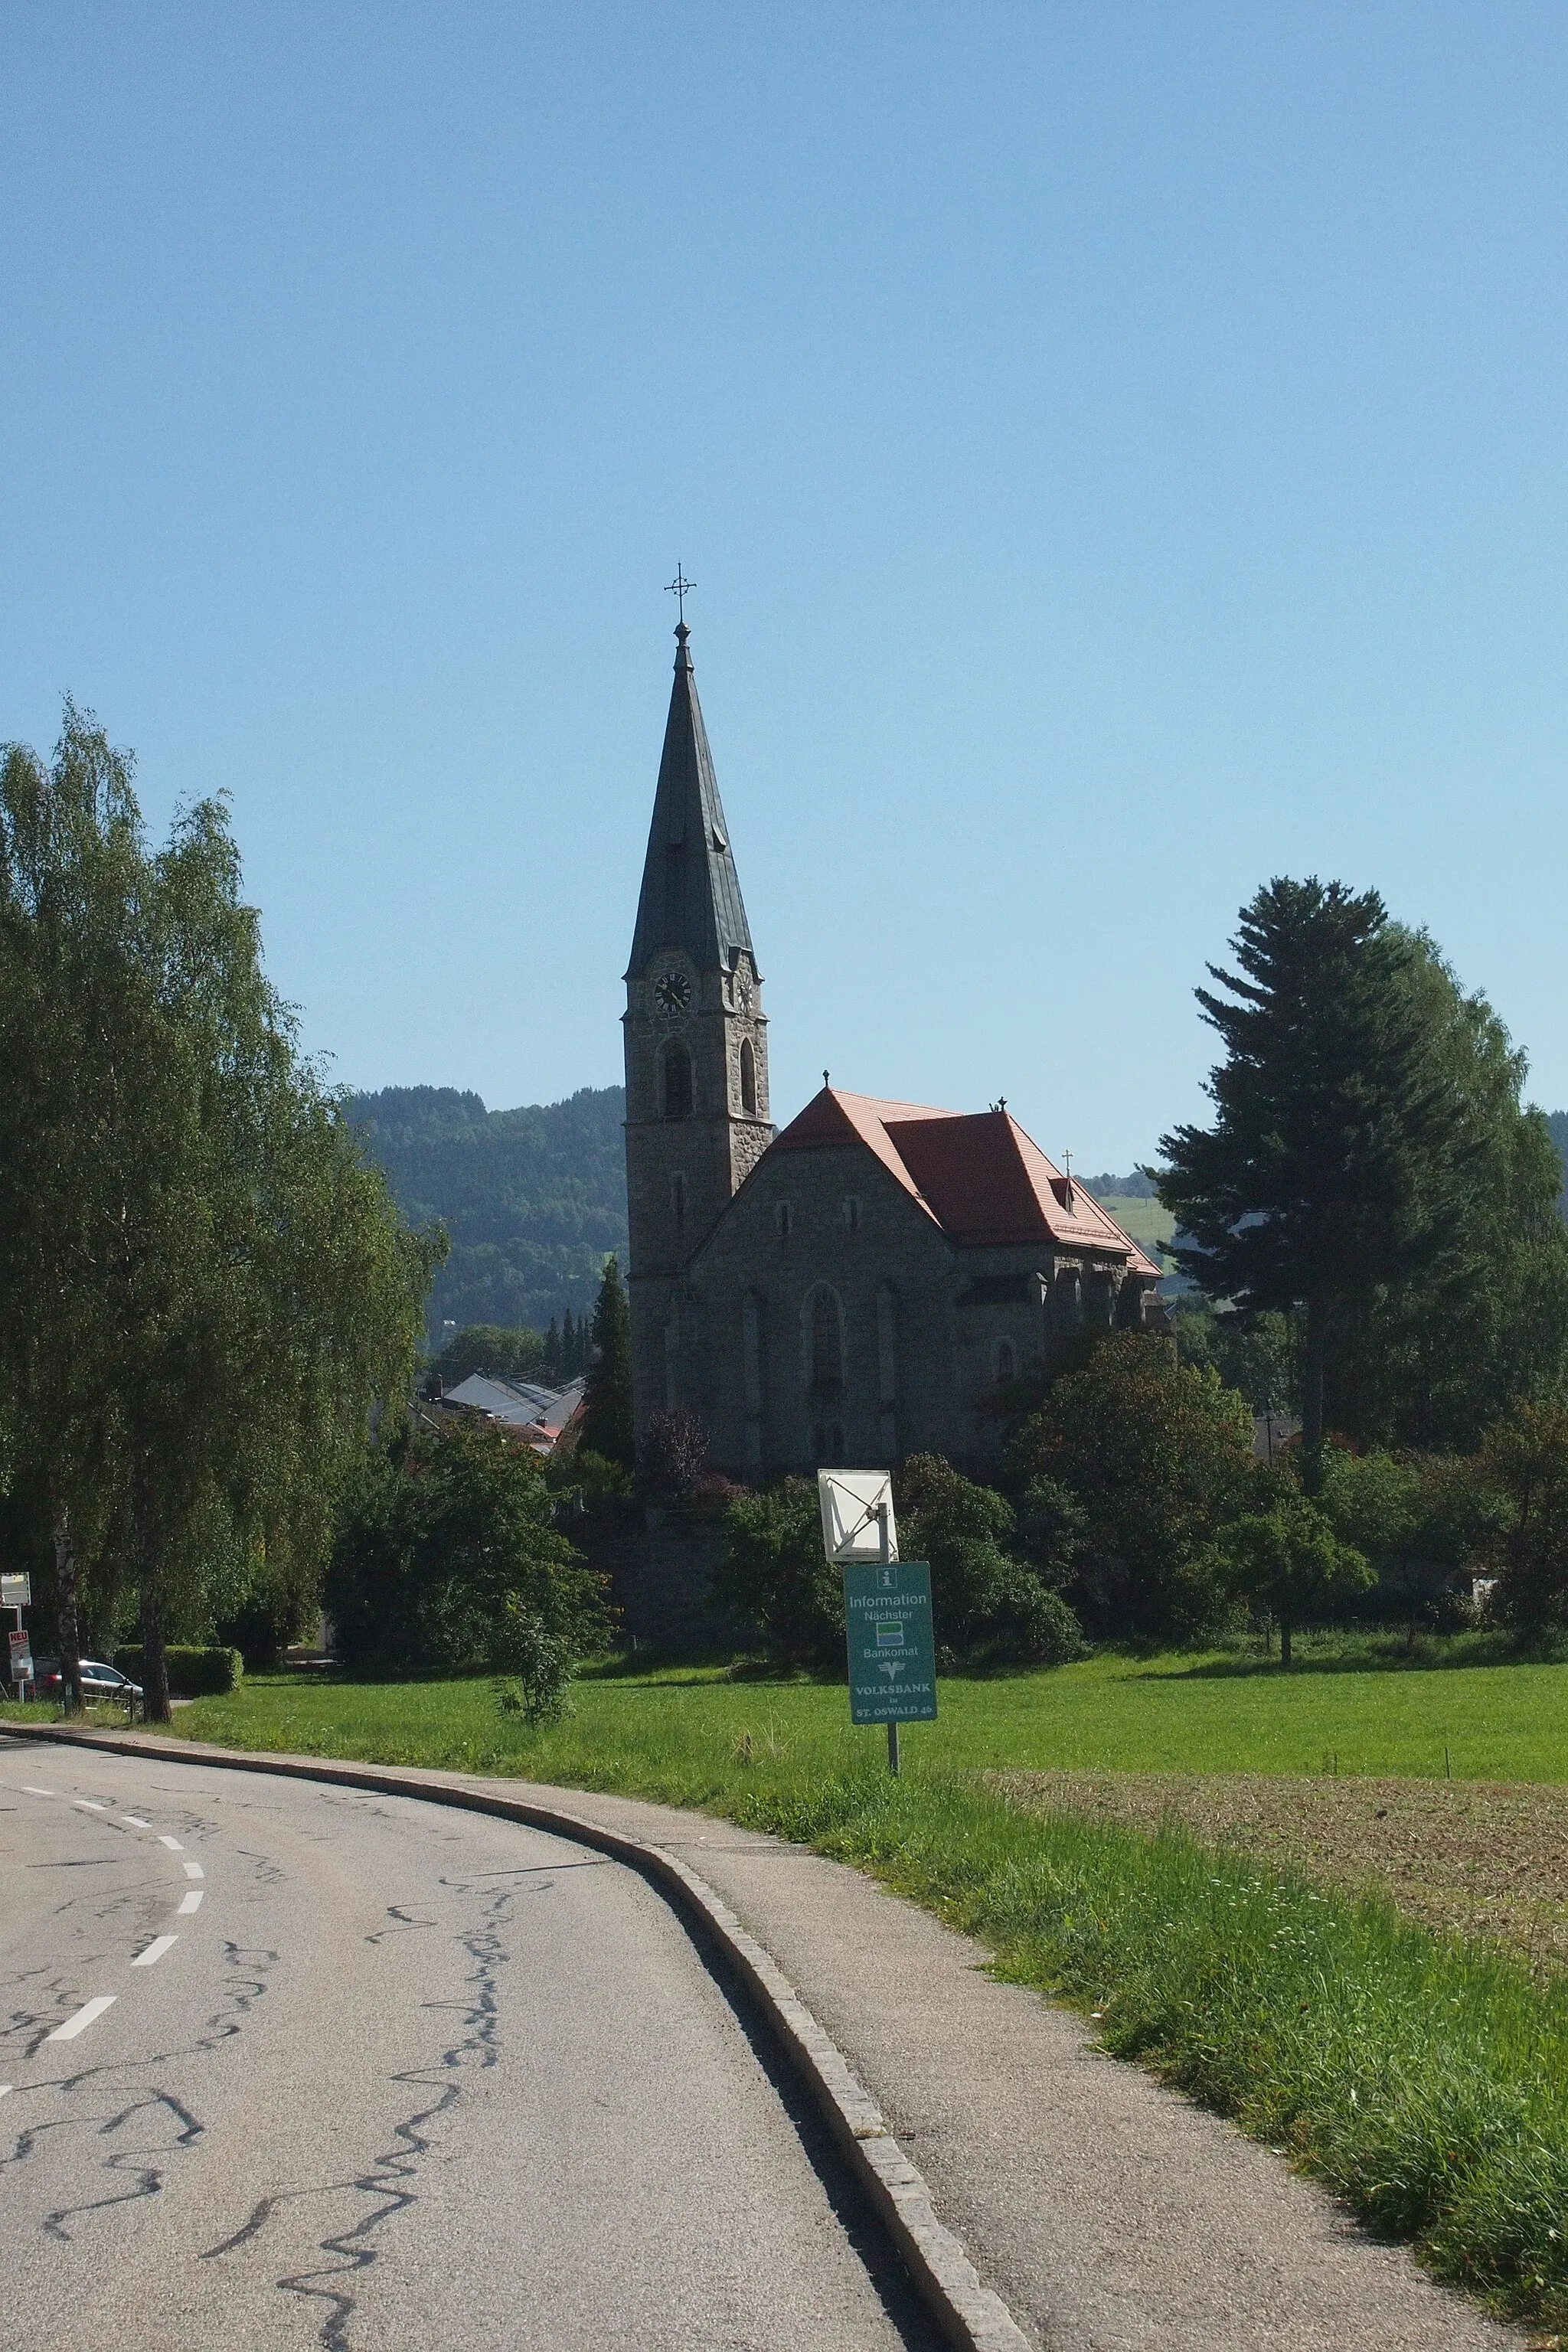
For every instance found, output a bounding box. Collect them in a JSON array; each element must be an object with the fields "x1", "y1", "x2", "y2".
[
  {"x1": 348, "y1": 1084, "x2": 628, "y2": 1341},
  {"x1": 347, "y1": 1095, "x2": 1568, "y2": 1346}
]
